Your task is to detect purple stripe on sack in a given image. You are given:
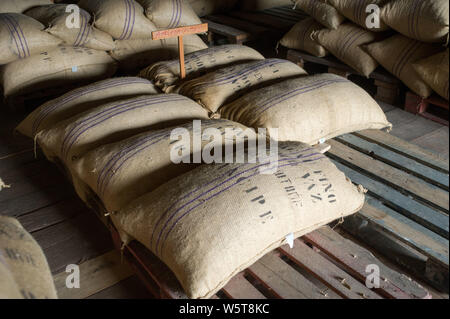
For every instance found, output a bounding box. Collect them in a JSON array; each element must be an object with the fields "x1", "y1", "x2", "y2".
[
  {"x1": 409, "y1": 0, "x2": 421, "y2": 40},
  {"x1": 148, "y1": 145, "x2": 316, "y2": 248},
  {"x1": 156, "y1": 156, "x2": 325, "y2": 255},
  {"x1": 175, "y1": 0, "x2": 182, "y2": 28},
  {"x1": 167, "y1": 0, "x2": 177, "y2": 28},
  {"x1": 357, "y1": 0, "x2": 366, "y2": 27},
  {"x1": 126, "y1": 0, "x2": 136, "y2": 40},
  {"x1": 337, "y1": 28, "x2": 361, "y2": 57},
  {"x1": 97, "y1": 131, "x2": 170, "y2": 196},
  {"x1": 3, "y1": 15, "x2": 28, "y2": 58},
  {"x1": 200, "y1": 59, "x2": 287, "y2": 88},
  {"x1": 9, "y1": 14, "x2": 30, "y2": 57},
  {"x1": 73, "y1": 12, "x2": 84, "y2": 46},
  {"x1": 61, "y1": 95, "x2": 182, "y2": 157},
  {"x1": 119, "y1": 0, "x2": 130, "y2": 40},
  {"x1": 62, "y1": 96, "x2": 186, "y2": 159},
  {"x1": 74, "y1": 12, "x2": 88, "y2": 47},
  {"x1": 252, "y1": 79, "x2": 348, "y2": 118},
  {"x1": 394, "y1": 41, "x2": 420, "y2": 77},
  {"x1": 32, "y1": 78, "x2": 151, "y2": 135},
  {"x1": 339, "y1": 28, "x2": 365, "y2": 58},
  {"x1": 341, "y1": 29, "x2": 367, "y2": 57},
  {"x1": 79, "y1": 10, "x2": 92, "y2": 46},
  {"x1": 397, "y1": 42, "x2": 422, "y2": 77},
  {"x1": 165, "y1": 45, "x2": 231, "y2": 68},
  {"x1": 0, "y1": 16, "x2": 24, "y2": 58},
  {"x1": 151, "y1": 151, "x2": 322, "y2": 250},
  {"x1": 392, "y1": 40, "x2": 417, "y2": 77}
]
